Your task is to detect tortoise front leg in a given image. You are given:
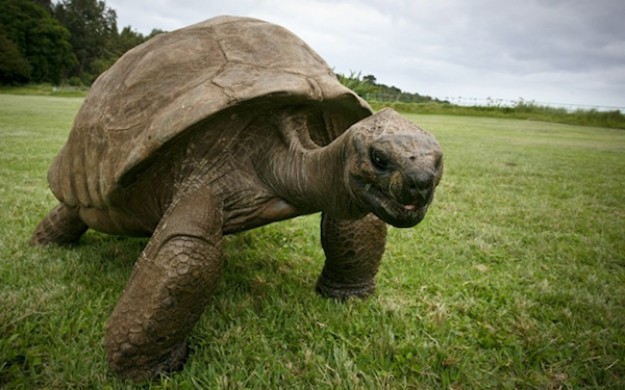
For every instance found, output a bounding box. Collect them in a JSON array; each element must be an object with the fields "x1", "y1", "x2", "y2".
[
  {"x1": 316, "y1": 213, "x2": 387, "y2": 299},
  {"x1": 104, "y1": 190, "x2": 223, "y2": 381}
]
